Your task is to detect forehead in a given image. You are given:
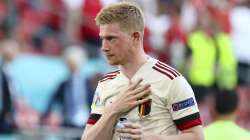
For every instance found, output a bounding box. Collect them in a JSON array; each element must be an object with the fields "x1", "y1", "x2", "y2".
[{"x1": 99, "y1": 23, "x2": 126, "y2": 37}]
